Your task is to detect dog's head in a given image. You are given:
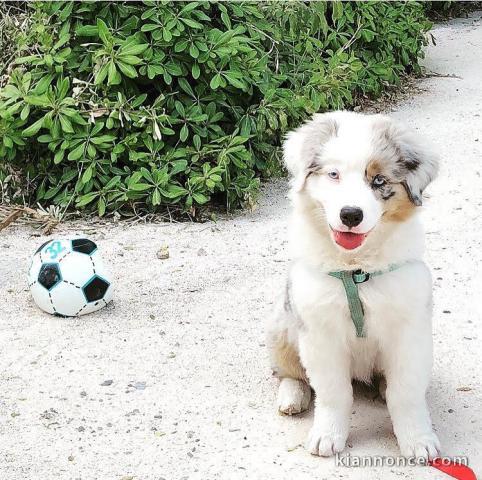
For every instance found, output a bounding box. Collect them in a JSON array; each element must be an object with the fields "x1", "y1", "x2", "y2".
[{"x1": 283, "y1": 111, "x2": 438, "y2": 251}]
